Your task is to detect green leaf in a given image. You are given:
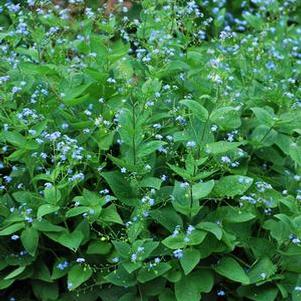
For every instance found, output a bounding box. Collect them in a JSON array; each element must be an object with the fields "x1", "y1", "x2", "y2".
[
  {"x1": 142, "y1": 78, "x2": 161, "y2": 96},
  {"x1": 93, "y1": 129, "x2": 115, "y2": 151},
  {"x1": 237, "y1": 286, "x2": 278, "y2": 301},
  {"x1": 100, "y1": 205, "x2": 123, "y2": 225},
  {"x1": 21, "y1": 227, "x2": 39, "y2": 256},
  {"x1": 175, "y1": 270, "x2": 213, "y2": 301},
  {"x1": 67, "y1": 264, "x2": 93, "y2": 290},
  {"x1": 87, "y1": 241, "x2": 112, "y2": 255},
  {"x1": 192, "y1": 180, "x2": 215, "y2": 200},
  {"x1": 175, "y1": 274, "x2": 199, "y2": 301},
  {"x1": 251, "y1": 125, "x2": 278, "y2": 147},
  {"x1": 210, "y1": 106, "x2": 241, "y2": 130},
  {"x1": 112, "y1": 241, "x2": 131, "y2": 258},
  {"x1": 248, "y1": 257, "x2": 277, "y2": 284},
  {"x1": 32, "y1": 281, "x2": 58, "y2": 301},
  {"x1": 212, "y1": 175, "x2": 253, "y2": 197},
  {"x1": 180, "y1": 99, "x2": 208, "y2": 122},
  {"x1": 0, "y1": 223, "x2": 25, "y2": 236},
  {"x1": 83, "y1": 189, "x2": 106, "y2": 206},
  {"x1": 65, "y1": 206, "x2": 90, "y2": 218},
  {"x1": 0, "y1": 279, "x2": 14, "y2": 290},
  {"x1": 137, "y1": 263, "x2": 171, "y2": 283},
  {"x1": 162, "y1": 234, "x2": 186, "y2": 249},
  {"x1": 122, "y1": 261, "x2": 142, "y2": 274},
  {"x1": 37, "y1": 204, "x2": 60, "y2": 219},
  {"x1": 4, "y1": 266, "x2": 26, "y2": 280},
  {"x1": 138, "y1": 141, "x2": 166, "y2": 158},
  {"x1": 51, "y1": 258, "x2": 70, "y2": 280},
  {"x1": 171, "y1": 181, "x2": 200, "y2": 217},
  {"x1": 62, "y1": 83, "x2": 92, "y2": 106},
  {"x1": 243, "y1": 12, "x2": 264, "y2": 30},
  {"x1": 193, "y1": 269, "x2": 214, "y2": 293},
  {"x1": 205, "y1": 141, "x2": 243, "y2": 154},
  {"x1": 168, "y1": 163, "x2": 191, "y2": 180},
  {"x1": 4, "y1": 131, "x2": 26, "y2": 147},
  {"x1": 44, "y1": 187, "x2": 61, "y2": 205},
  {"x1": 162, "y1": 230, "x2": 206, "y2": 249},
  {"x1": 217, "y1": 207, "x2": 256, "y2": 223},
  {"x1": 251, "y1": 107, "x2": 275, "y2": 127},
  {"x1": 215, "y1": 257, "x2": 249, "y2": 284},
  {"x1": 5, "y1": 131, "x2": 39, "y2": 150},
  {"x1": 45, "y1": 230, "x2": 84, "y2": 251},
  {"x1": 289, "y1": 140, "x2": 301, "y2": 166},
  {"x1": 180, "y1": 249, "x2": 201, "y2": 275},
  {"x1": 196, "y1": 222, "x2": 222, "y2": 240},
  {"x1": 150, "y1": 207, "x2": 183, "y2": 232},
  {"x1": 101, "y1": 171, "x2": 137, "y2": 206},
  {"x1": 33, "y1": 220, "x2": 65, "y2": 233},
  {"x1": 159, "y1": 289, "x2": 176, "y2": 301},
  {"x1": 140, "y1": 177, "x2": 163, "y2": 190},
  {"x1": 105, "y1": 266, "x2": 137, "y2": 287}
]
